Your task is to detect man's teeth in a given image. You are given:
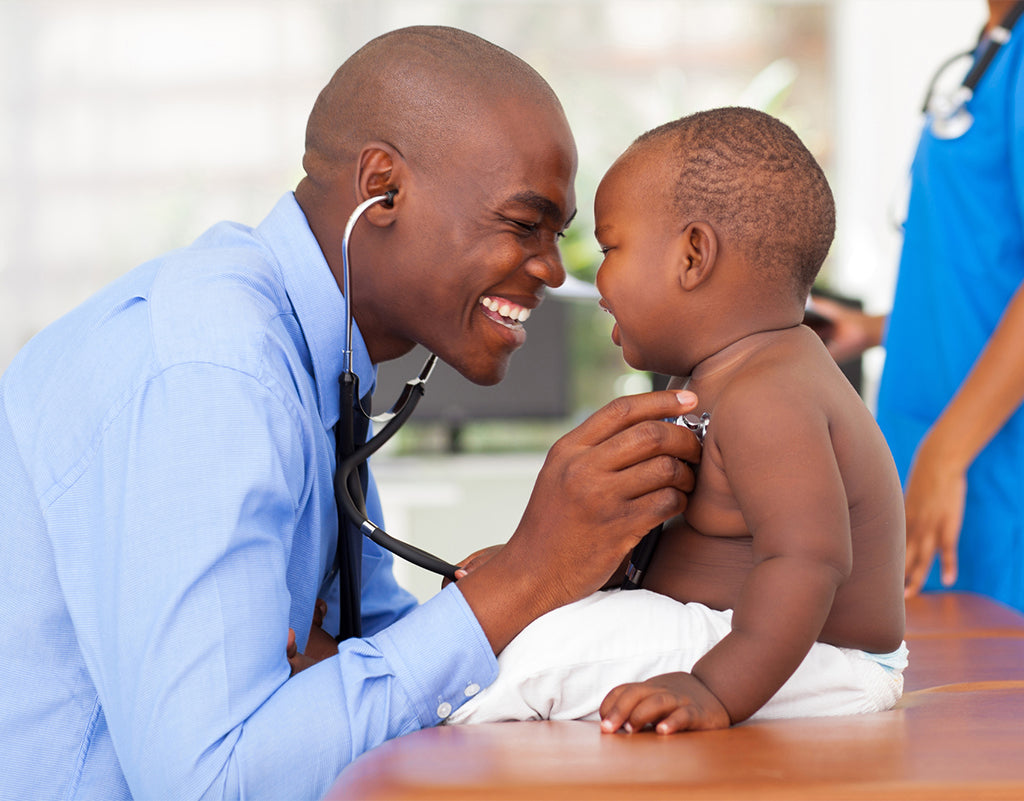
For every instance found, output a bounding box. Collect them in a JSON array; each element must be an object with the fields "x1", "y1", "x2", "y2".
[{"x1": 481, "y1": 296, "x2": 531, "y2": 323}]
